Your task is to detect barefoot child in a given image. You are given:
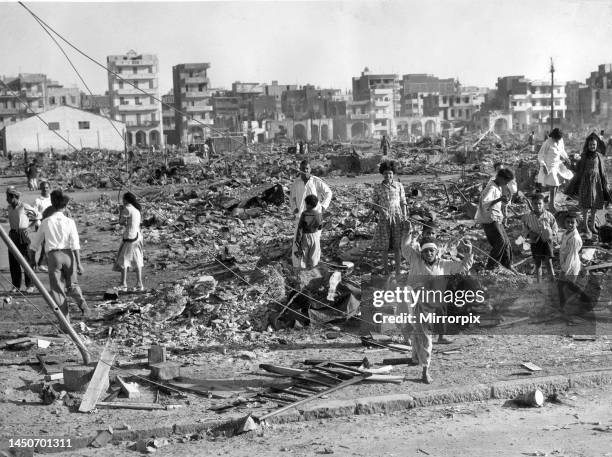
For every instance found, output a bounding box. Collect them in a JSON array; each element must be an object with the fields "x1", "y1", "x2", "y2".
[
  {"x1": 521, "y1": 193, "x2": 558, "y2": 280},
  {"x1": 294, "y1": 195, "x2": 323, "y2": 269},
  {"x1": 559, "y1": 212, "x2": 582, "y2": 279}
]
